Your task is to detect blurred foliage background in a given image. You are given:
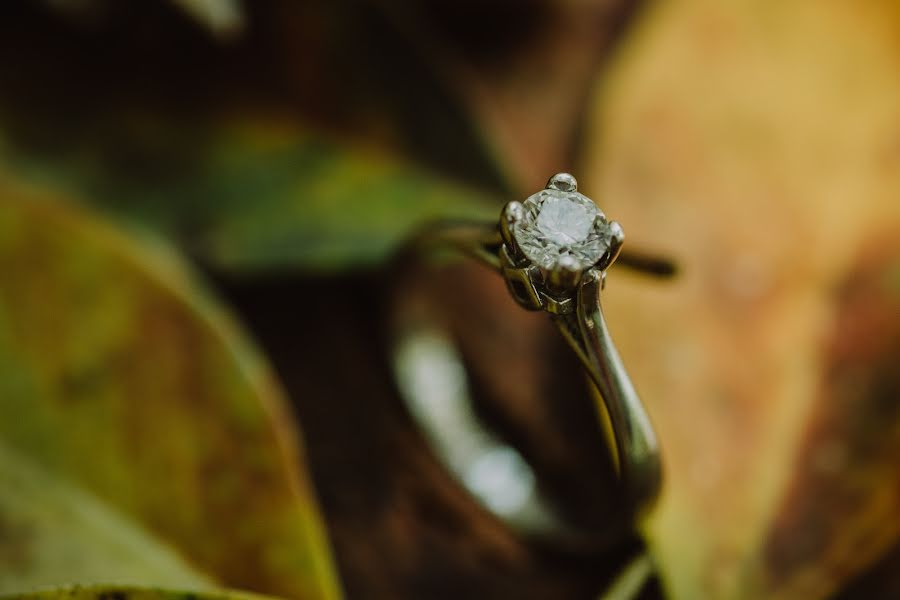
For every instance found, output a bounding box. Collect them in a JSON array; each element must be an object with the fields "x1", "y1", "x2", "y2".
[{"x1": 0, "y1": 0, "x2": 899, "y2": 599}]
